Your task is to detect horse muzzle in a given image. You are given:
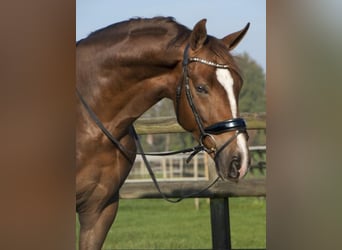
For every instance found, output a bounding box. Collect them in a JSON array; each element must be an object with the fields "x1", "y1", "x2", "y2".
[
  {"x1": 214, "y1": 142, "x2": 250, "y2": 181},
  {"x1": 202, "y1": 118, "x2": 250, "y2": 181}
]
